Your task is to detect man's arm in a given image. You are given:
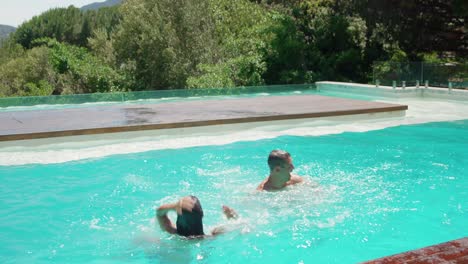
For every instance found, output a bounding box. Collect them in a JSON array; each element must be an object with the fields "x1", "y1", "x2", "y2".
[
  {"x1": 256, "y1": 178, "x2": 267, "y2": 191},
  {"x1": 284, "y1": 174, "x2": 304, "y2": 187},
  {"x1": 290, "y1": 174, "x2": 304, "y2": 183}
]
